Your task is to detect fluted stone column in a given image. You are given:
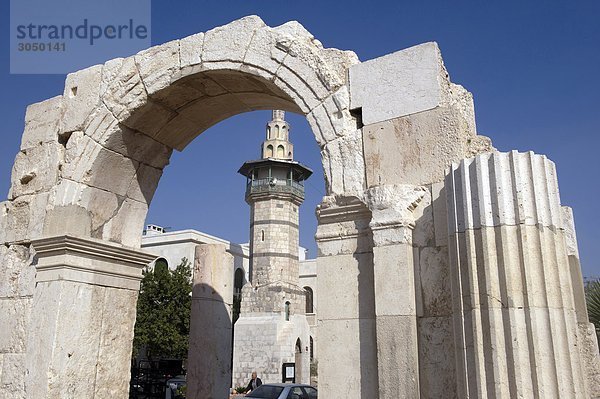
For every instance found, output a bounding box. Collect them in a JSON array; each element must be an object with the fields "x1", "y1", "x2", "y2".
[
  {"x1": 366, "y1": 185, "x2": 427, "y2": 399},
  {"x1": 187, "y1": 244, "x2": 234, "y2": 399},
  {"x1": 446, "y1": 151, "x2": 587, "y2": 398},
  {"x1": 562, "y1": 206, "x2": 600, "y2": 396},
  {"x1": 26, "y1": 235, "x2": 156, "y2": 399},
  {"x1": 315, "y1": 197, "x2": 378, "y2": 399}
]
